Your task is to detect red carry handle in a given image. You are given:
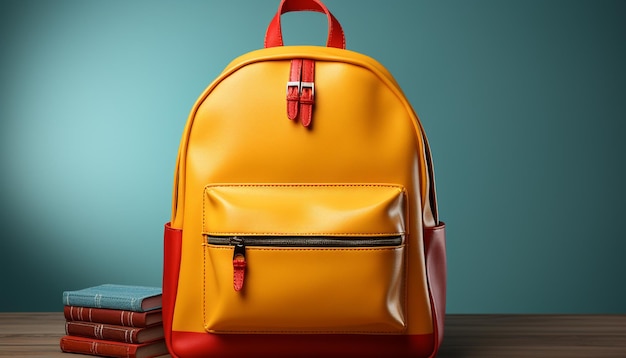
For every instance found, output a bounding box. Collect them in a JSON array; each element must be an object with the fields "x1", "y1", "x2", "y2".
[{"x1": 264, "y1": 0, "x2": 346, "y2": 49}]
